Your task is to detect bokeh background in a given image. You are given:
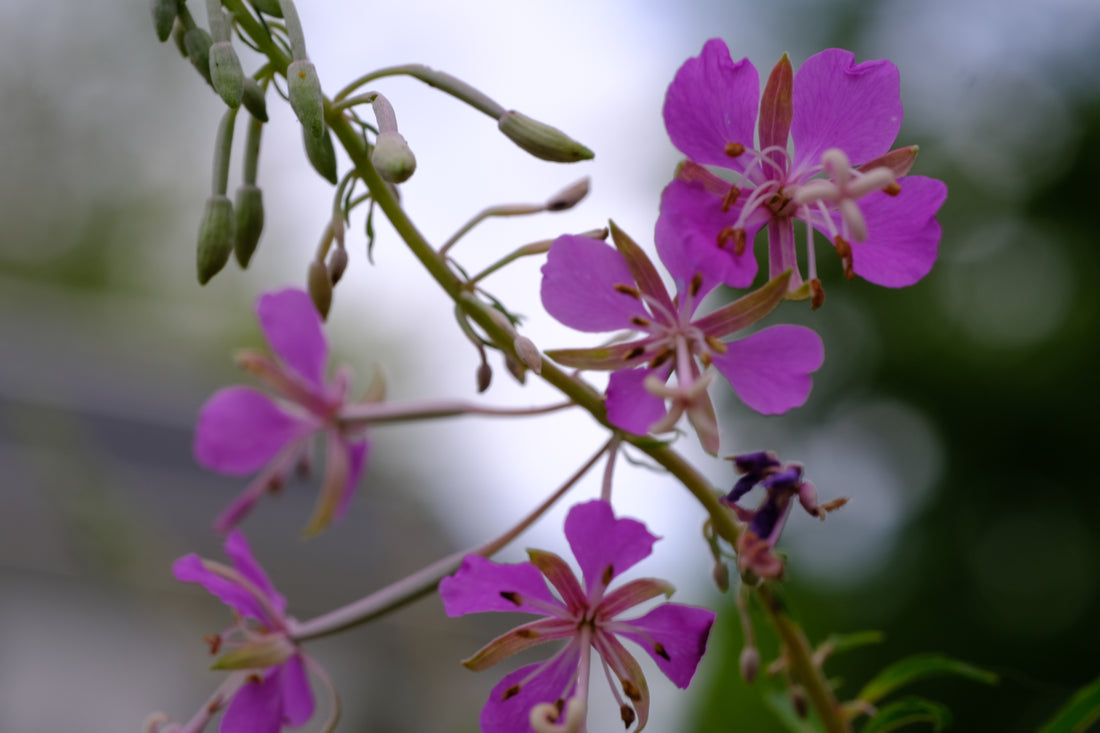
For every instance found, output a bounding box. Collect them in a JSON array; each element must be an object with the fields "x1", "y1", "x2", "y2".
[{"x1": 2, "y1": 1, "x2": 1098, "y2": 731}]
